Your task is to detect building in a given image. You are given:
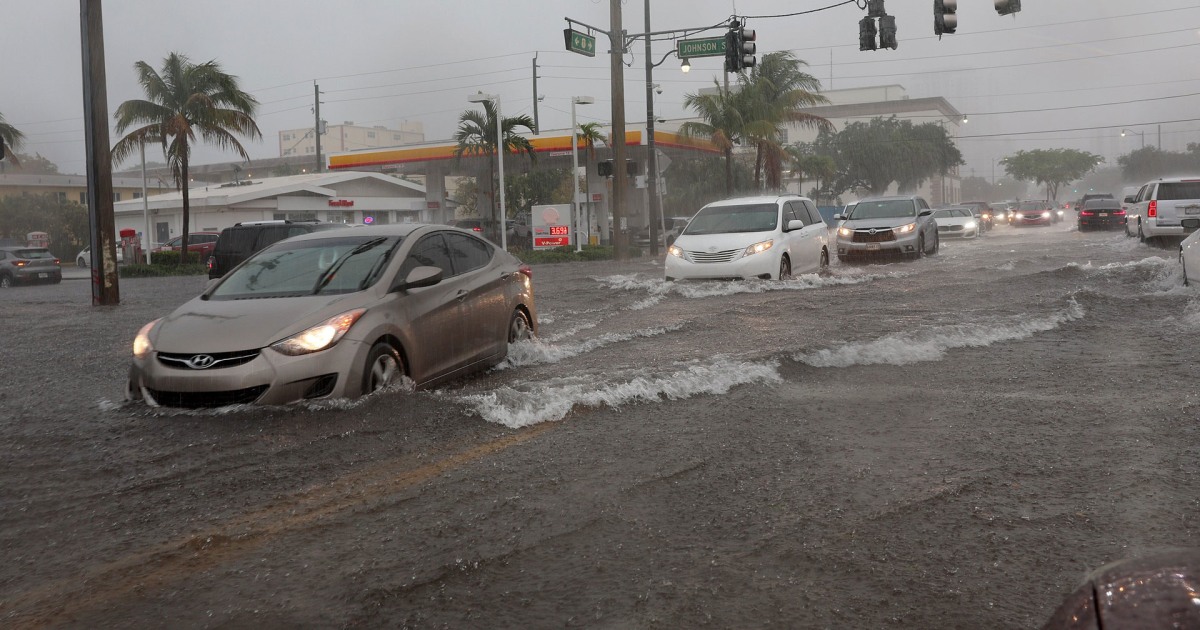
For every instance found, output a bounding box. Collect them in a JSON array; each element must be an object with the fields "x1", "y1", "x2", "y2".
[
  {"x1": 112, "y1": 171, "x2": 428, "y2": 249},
  {"x1": 279, "y1": 121, "x2": 425, "y2": 158},
  {"x1": 0, "y1": 172, "x2": 168, "y2": 205}
]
